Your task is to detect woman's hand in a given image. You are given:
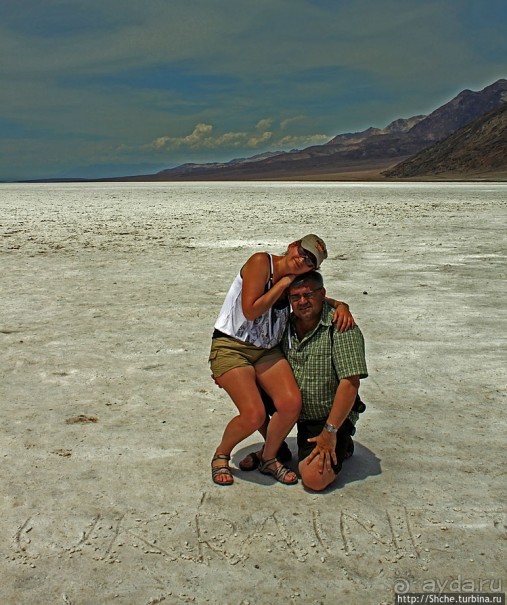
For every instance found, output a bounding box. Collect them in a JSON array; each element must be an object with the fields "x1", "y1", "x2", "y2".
[
  {"x1": 332, "y1": 302, "x2": 355, "y2": 332},
  {"x1": 279, "y1": 274, "x2": 297, "y2": 288},
  {"x1": 241, "y1": 253, "x2": 293, "y2": 320}
]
